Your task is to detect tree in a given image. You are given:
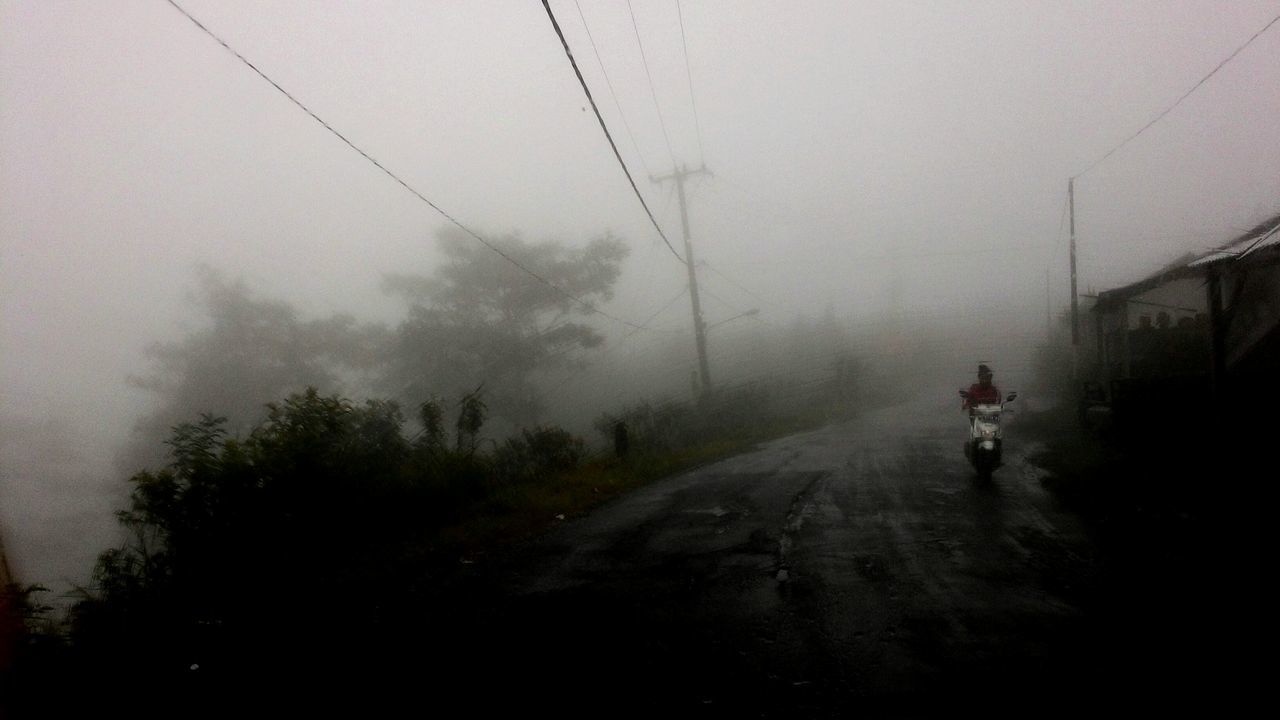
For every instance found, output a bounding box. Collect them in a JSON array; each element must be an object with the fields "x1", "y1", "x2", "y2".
[
  {"x1": 62, "y1": 383, "x2": 590, "y2": 709},
  {"x1": 121, "y1": 267, "x2": 384, "y2": 473},
  {"x1": 75, "y1": 390, "x2": 420, "y2": 682},
  {"x1": 380, "y1": 227, "x2": 628, "y2": 427}
]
